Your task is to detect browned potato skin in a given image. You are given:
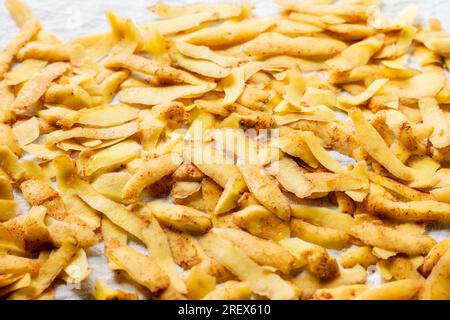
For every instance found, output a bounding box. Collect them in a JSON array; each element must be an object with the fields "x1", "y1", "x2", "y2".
[
  {"x1": 172, "y1": 162, "x2": 205, "y2": 182},
  {"x1": 335, "y1": 192, "x2": 356, "y2": 215},
  {"x1": 289, "y1": 120, "x2": 363, "y2": 159},
  {"x1": 47, "y1": 219, "x2": 99, "y2": 248},
  {"x1": 164, "y1": 228, "x2": 202, "y2": 270},
  {"x1": 20, "y1": 179, "x2": 67, "y2": 221},
  {"x1": 229, "y1": 104, "x2": 276, "y2": 130},
  {"x1": 0, "y1": 18, "x2": 41, "y2": 79},
  {"x1": 147, "y1": 175, "x2": 173, "y2": 198},
  {"x1": 305, "y1": 246, "x2": 340, "y2": 281},
  {"x1": 196, "y1": 259, "x2": 236, "y2": 284}
]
